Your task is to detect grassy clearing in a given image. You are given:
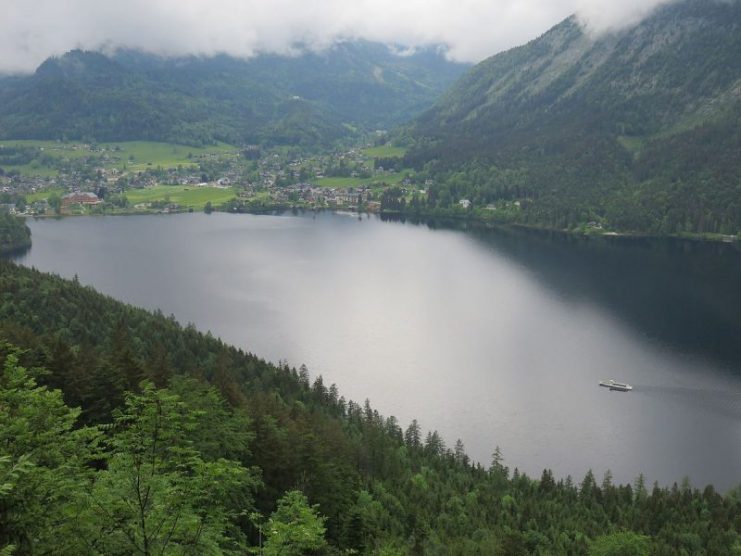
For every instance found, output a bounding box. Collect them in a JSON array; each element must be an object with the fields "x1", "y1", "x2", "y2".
[
  {"x1": 617, "y1": 136, "x2": 645, "y2": 155},
  {"x1": 617, "y1": 113, "x2": 713, "y2": 156},
  {"x1": 106, "y1": 141, "x2": 237, "y2": 171},
  {"x1": 0, "y1": 140, "x2": 238, "y2": 175},
  {"x1": 315, "y1": 172, "x2": 409, "y2": 189},
  {"x1": 25, "y1": 187, "x2": 66, "y2": 202},
  {"x1": 0, "y1": 139, "x2": 85, "y2": 151},
  {"x1": 0, "y1": 140, "x2": 100, "y2": 162},
  {"x1": 0, "y1": 140, "x2": 88, "y2": 176},
  {"x1": 363, "y1": 145, "x2": 407, "y2": 158},
  {"x1": 2, "y1": 163, "x2": 58, "y2": 177},
  {"x1": 125, "y1": 185, "x2": 237, "y2": 210},
  {"x1": 315, "y1": 176, "x2": 372, "y2": 188}
]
